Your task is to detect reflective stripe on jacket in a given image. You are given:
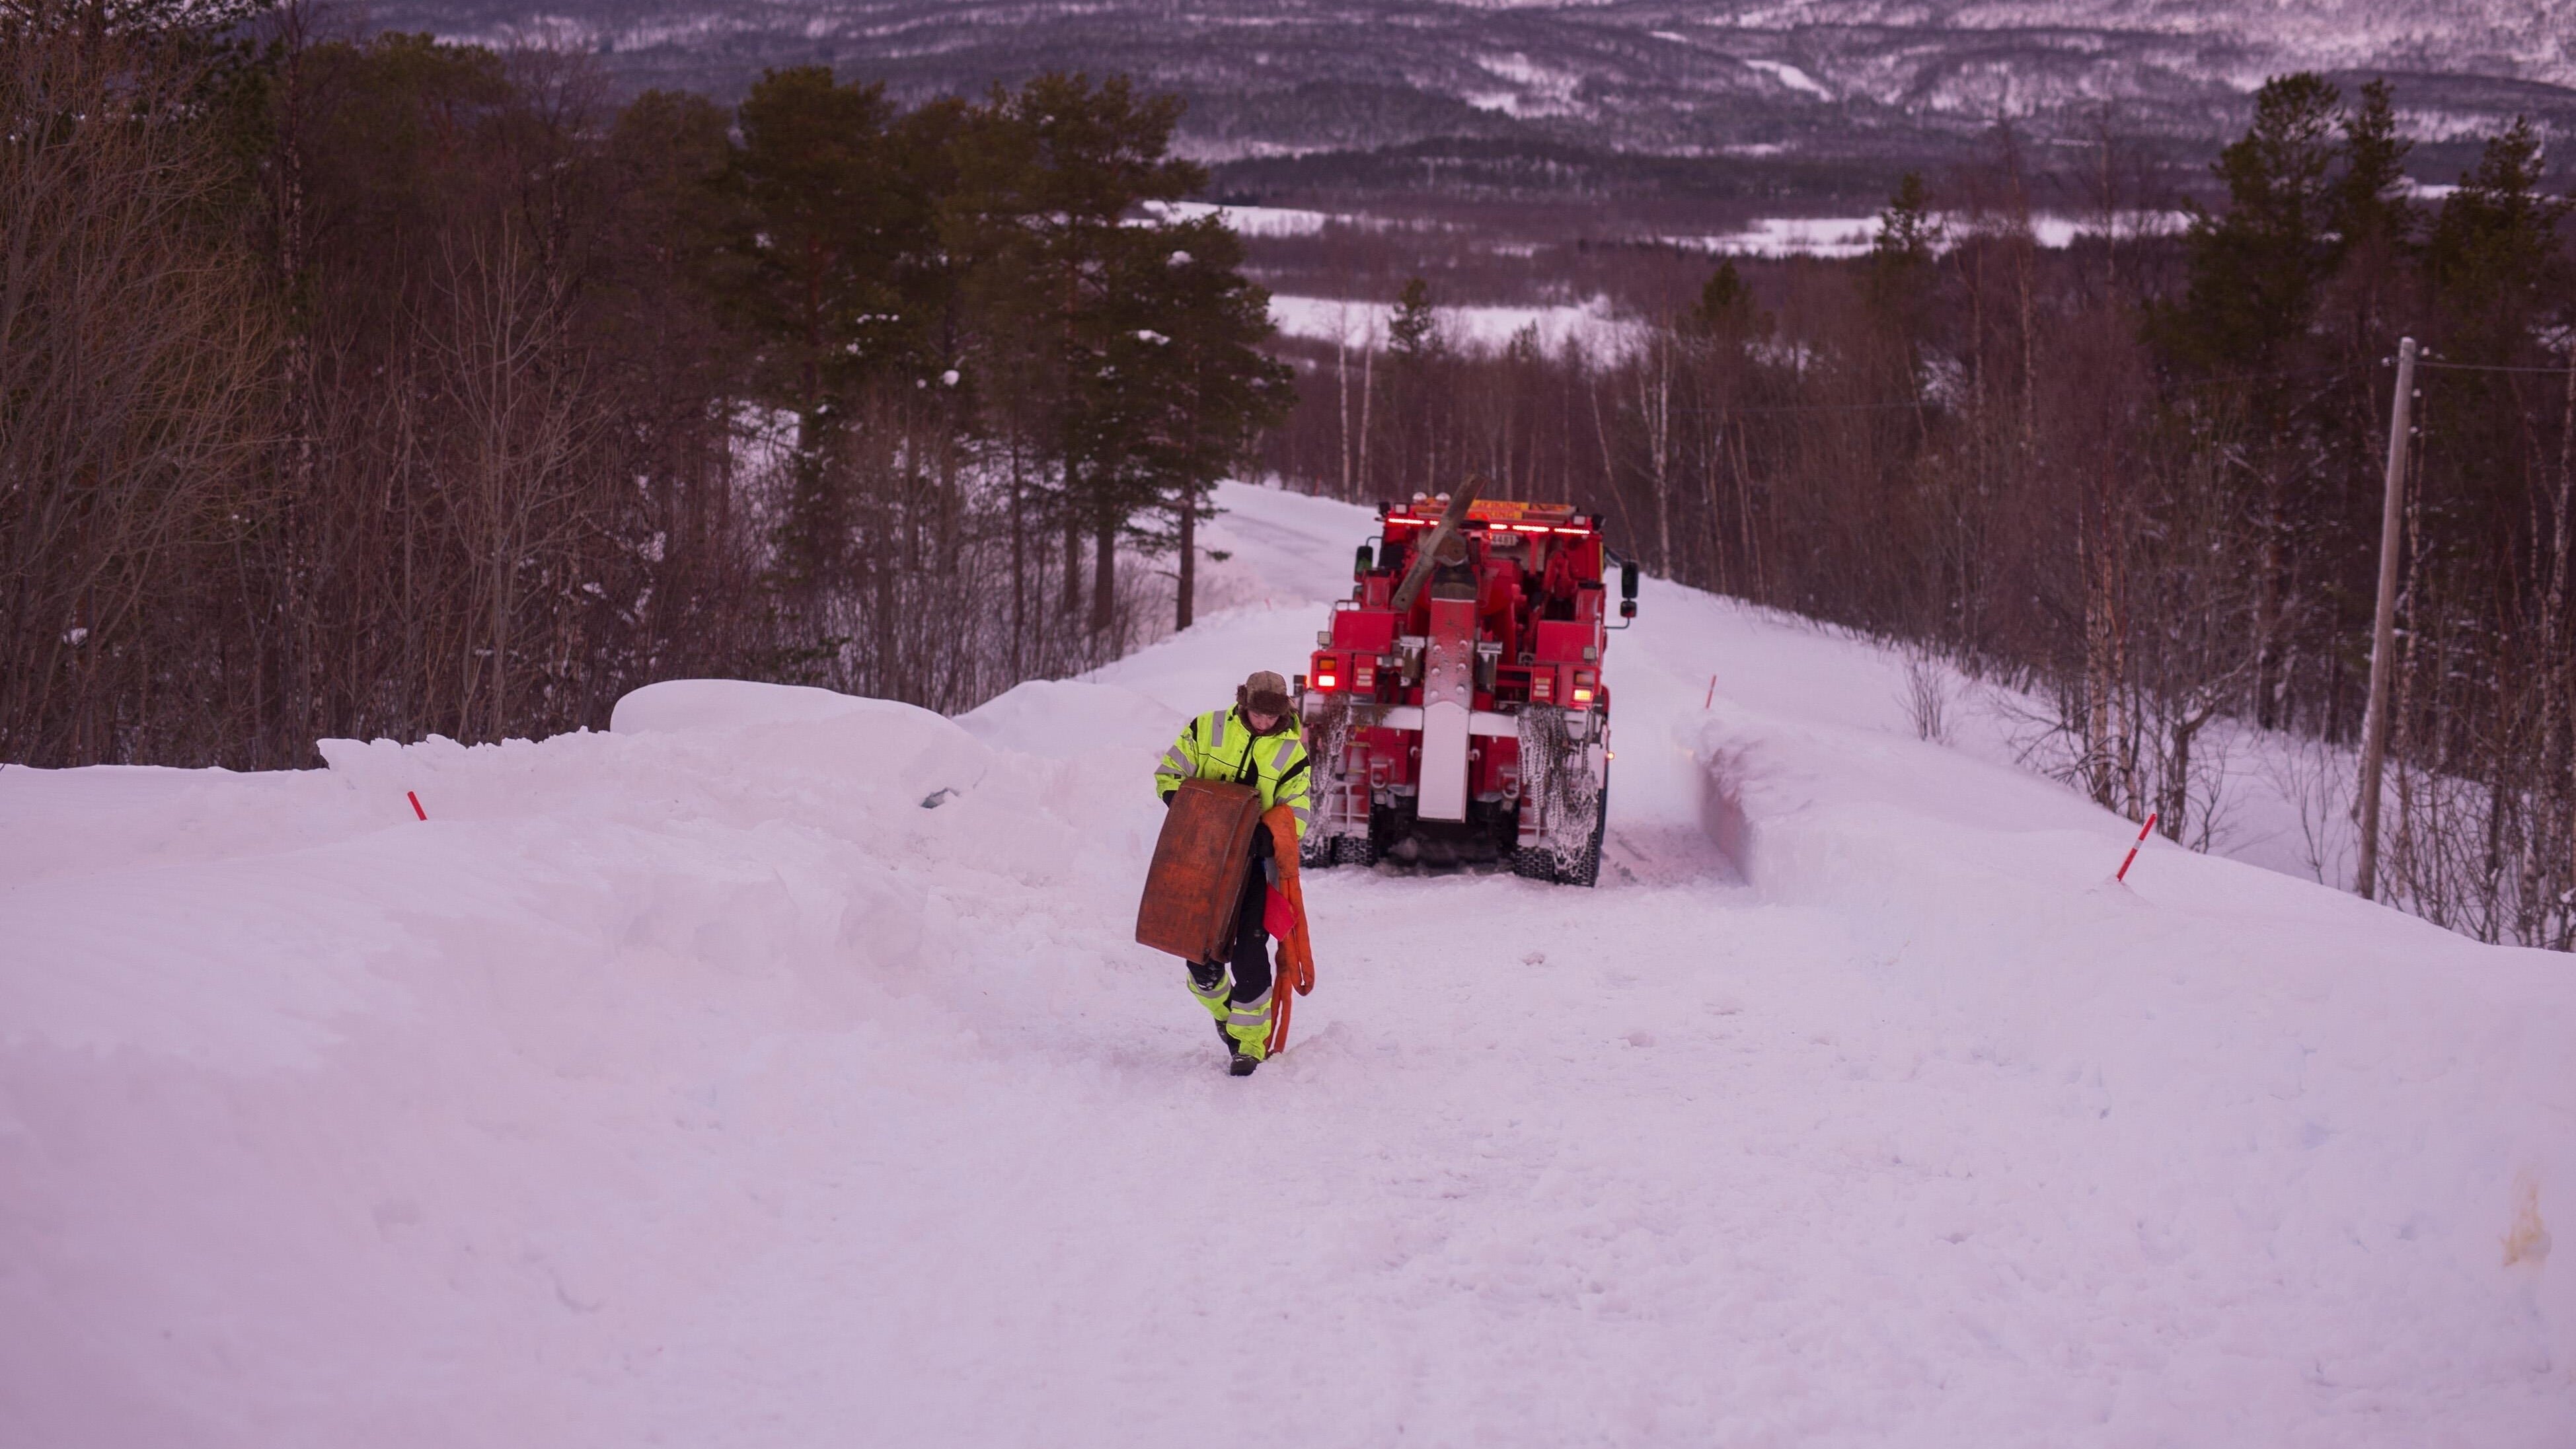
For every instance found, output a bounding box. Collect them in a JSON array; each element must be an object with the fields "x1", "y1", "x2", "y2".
[{"x1": 1153, "y1": 707, "x2": 1313, "y2": 839}]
